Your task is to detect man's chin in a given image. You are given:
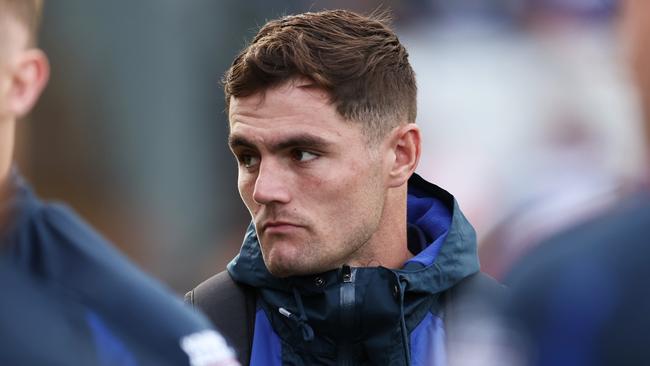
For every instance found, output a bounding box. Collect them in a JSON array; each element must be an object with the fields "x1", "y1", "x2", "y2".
[
  {"x1": 265, "y1": 257, "x2": 341, "y2": 278},
  {"x1": 264, "y1": 261, "x2": 302, "y2": 278},
  {"x1": 264, "y1": 258, "x2": 316, "y2": 278},
  {"x1": 262, "y1": 242, "x2": 303, "y2": 277}
]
